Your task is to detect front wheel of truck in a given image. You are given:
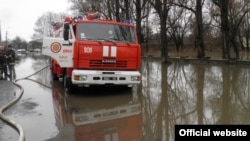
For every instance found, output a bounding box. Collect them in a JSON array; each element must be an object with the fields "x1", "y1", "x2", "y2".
[
  {"x1": 51, "y1": 66, "x2": 58, "y2": 81},
  {"x1": 64, "y1": 76, "x2": 75, "y2": 94}
]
